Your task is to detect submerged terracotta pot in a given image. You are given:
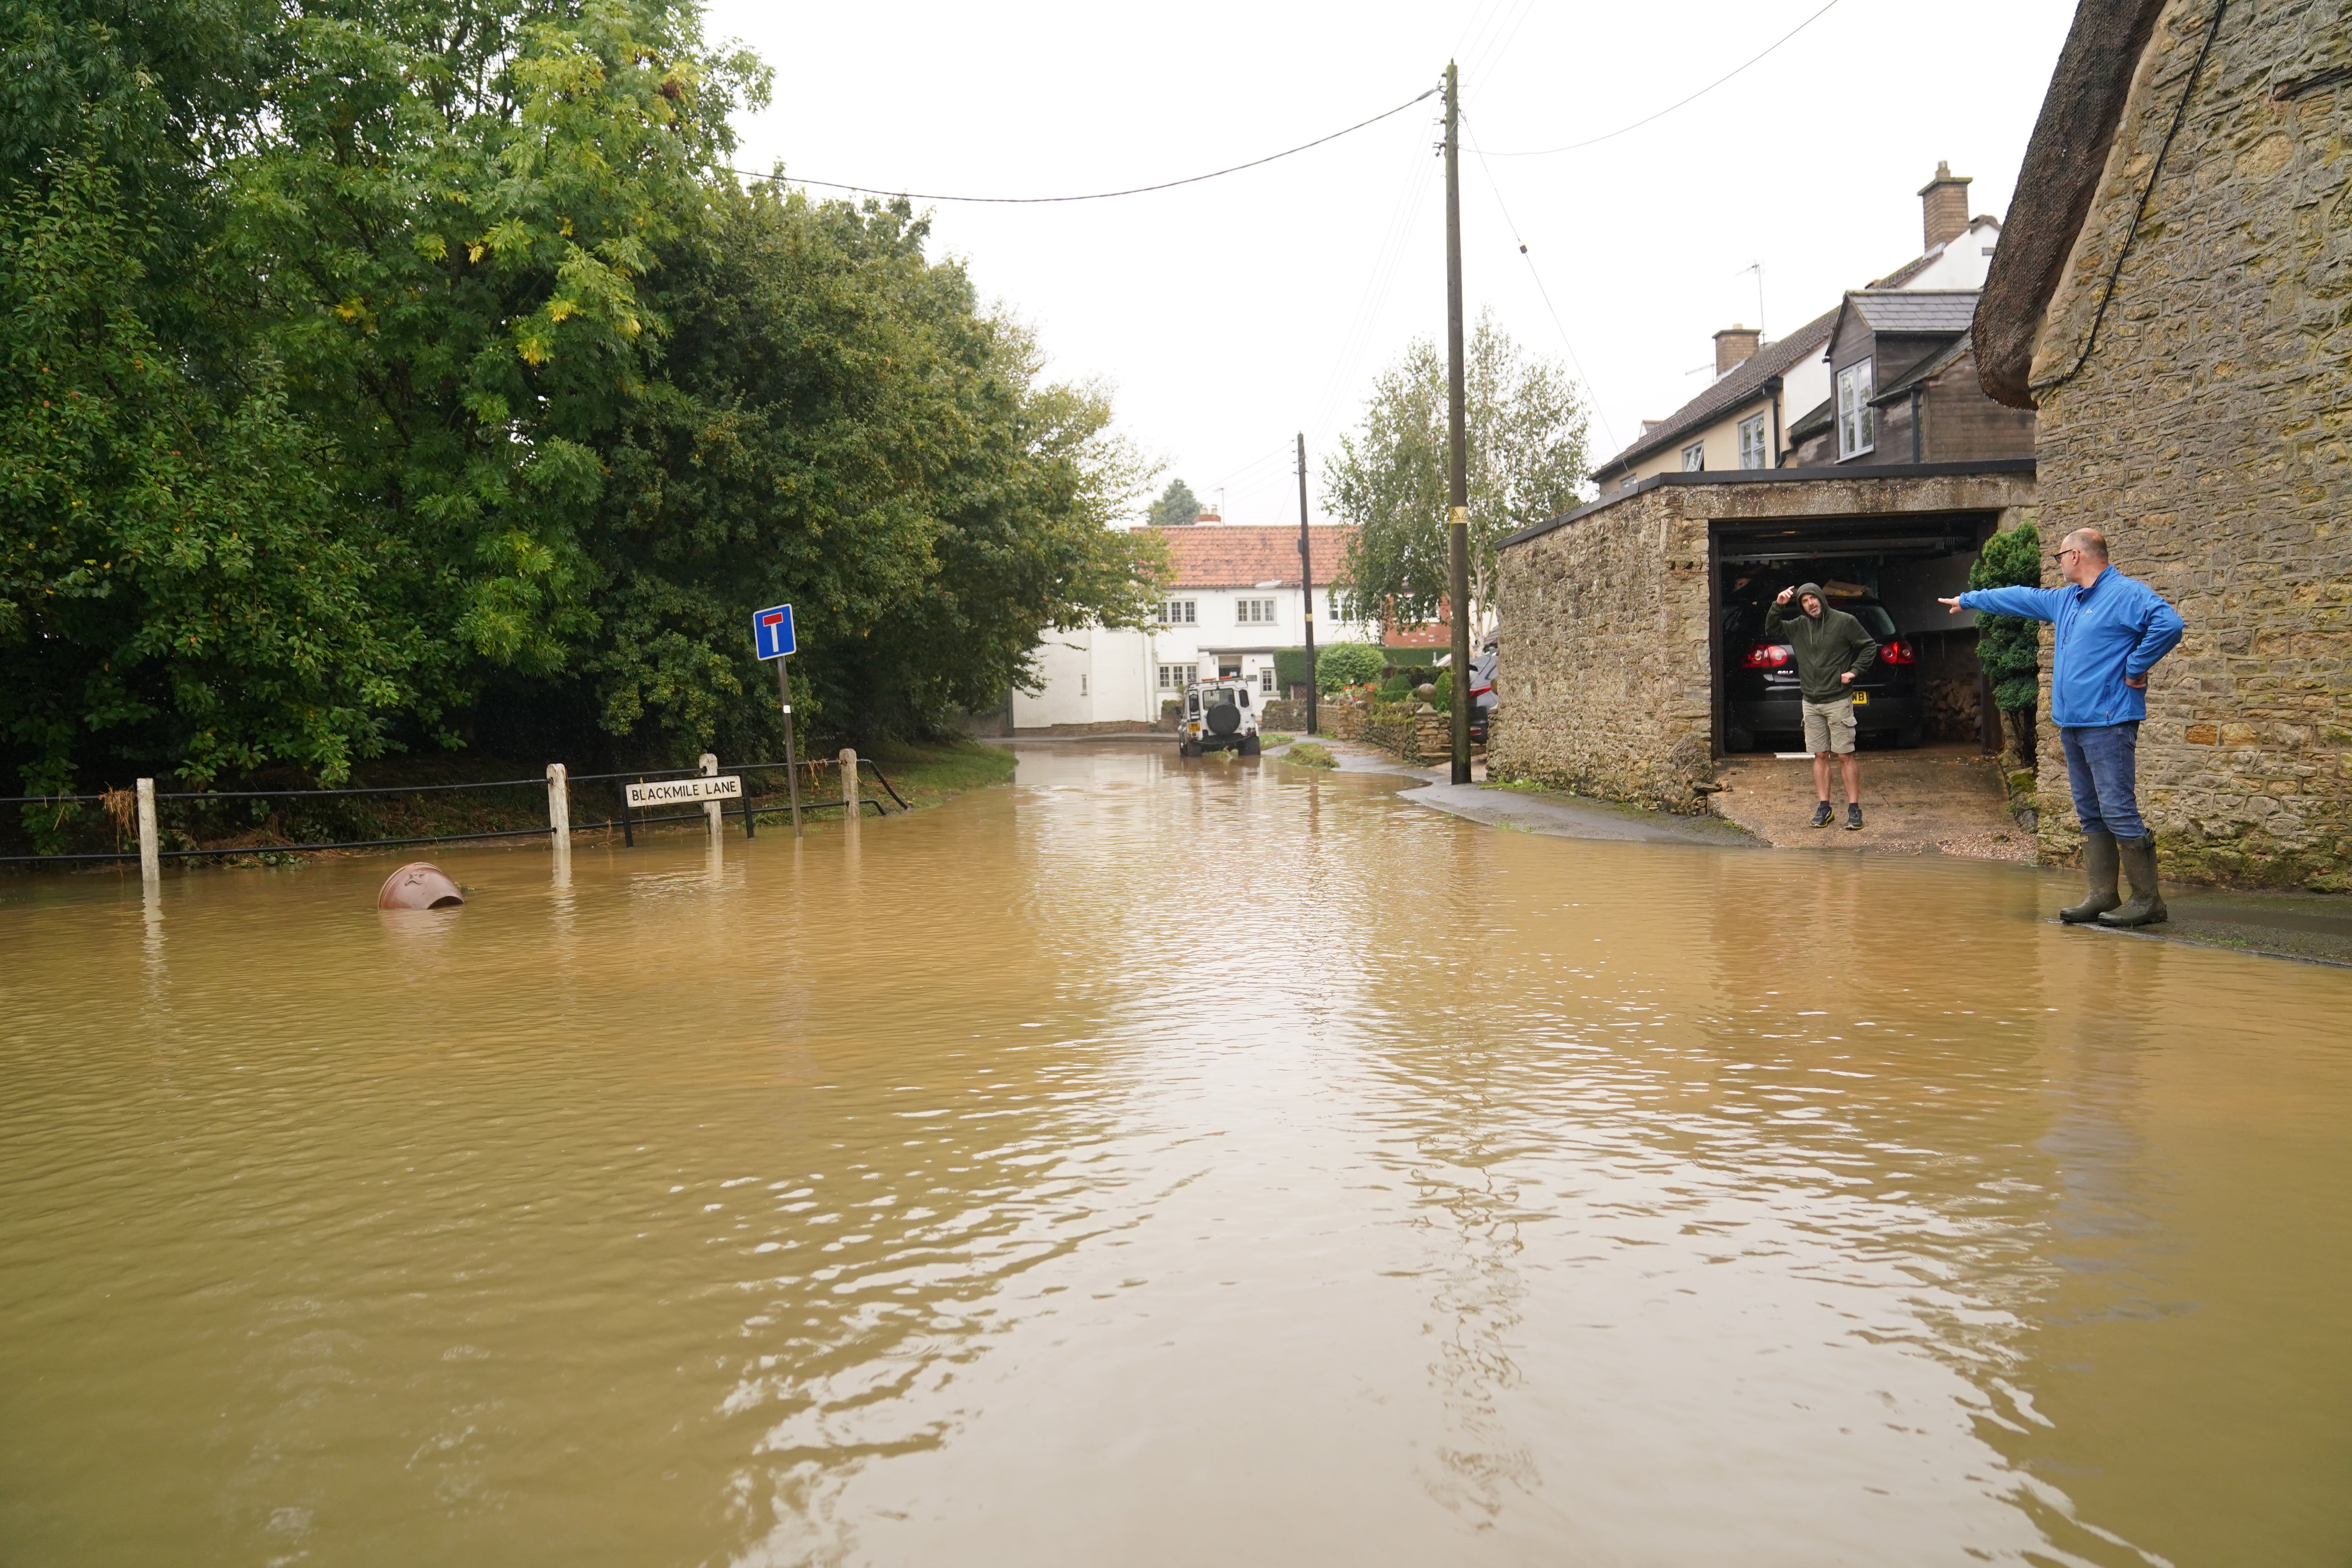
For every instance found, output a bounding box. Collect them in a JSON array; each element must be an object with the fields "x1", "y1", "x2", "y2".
[{"x1": 378, "y1": 861, "x2": 464, "y2": 910}]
